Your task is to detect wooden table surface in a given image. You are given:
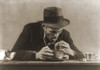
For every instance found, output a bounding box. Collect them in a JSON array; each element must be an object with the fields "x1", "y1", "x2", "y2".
[
  {"x1": 0, "y1": 60, "x2": 100, "y2": 65},
  {"x1": 0, "y1": 60, "x2": 100, "y2": 70}
]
